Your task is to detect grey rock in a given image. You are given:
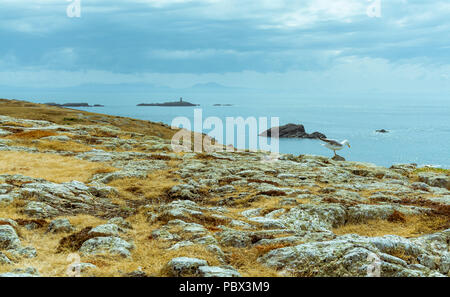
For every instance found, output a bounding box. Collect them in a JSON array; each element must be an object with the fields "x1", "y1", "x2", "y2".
[
  {"x1": 80, "y1": 237, "x2": 134, "y2": 258},
  {"x1": 168, "y1": 241, "x2": 194, "y2": 250},
  {"x1": 89, "y1": 224, "x2": 122, "y2": 237},
  {"x1": 206, "y1": 245, "x2": 226, "y2": 262},
  {"x1": 332, "y1": 155, "x2": 346, "y2": 161},
  {"x1": 0, "y1": 252, "x2": 12, "y2": 264},
  {"x1": 0, "y1": 218, "x2": 18, "y2": 228},
  {"x1": 41, "y1": 135, "x2": 71, "y2": 142},
  {"x1": 169, "y1": 184, "x2": 201, "y2": 200},
  {"x1": 418, "y1": 254, "x2": 437, "y2": 270},
  {"x1": 23, "y1": 202, "x2": 59, "y2": 219},
  {"x1": 47, "y1": 219, "x2": 74, "y2": 233},
  {"x1": 151, "y1": 229, "x2": 180, "y2": 241},
  {"x1": 219, "y1": 231, "x2": 252, "y2": 248},
  {"x1": 198, "y1": 266, "x2": 241, "y2": 277},
  {"x1": 439, "y1": 254, "x2": 450, "y2": 274},
  {"x1": 411, "y1": 182, "x2": 430, "y2": 191},
  {"x1": 69, "y1": 263, "x2": 98, "y2": 274},
  {"x1": 108, "y1": 217, "x2": 132, "y2": 229},
  {"x1": 0, "y1": 266, "x2": 40, "y2": 277},
  {"x1": 165, "y1": 257, "x2": 208, "y2": 277},
  {"x1": 194, "y1": 236, "x2": 218, "y2": 245},
  {"x1": 0, "y1": 128, "x2": 12, "y2": 137},
  {"x1": 0, "y1": 195, "x2": 13, "y2": 205},
  {"x1": 0, "y1": 225, "x2": 21, "y2": 250},
  {"x1": 8, "y1": 246, "x2": 37, "y2": 259},
  {"x1": 418, "y1": 173, "x2": 450, "y2": 190},
  {"x1": 214, "y1": 185, "x2": 235, "y2": 193},
  {"x1": 247, "y1": 217, "x2": 286, "y2": 229},
  {"x1": 347, "y1": 205, "x2": 396, "y2": 223}
]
